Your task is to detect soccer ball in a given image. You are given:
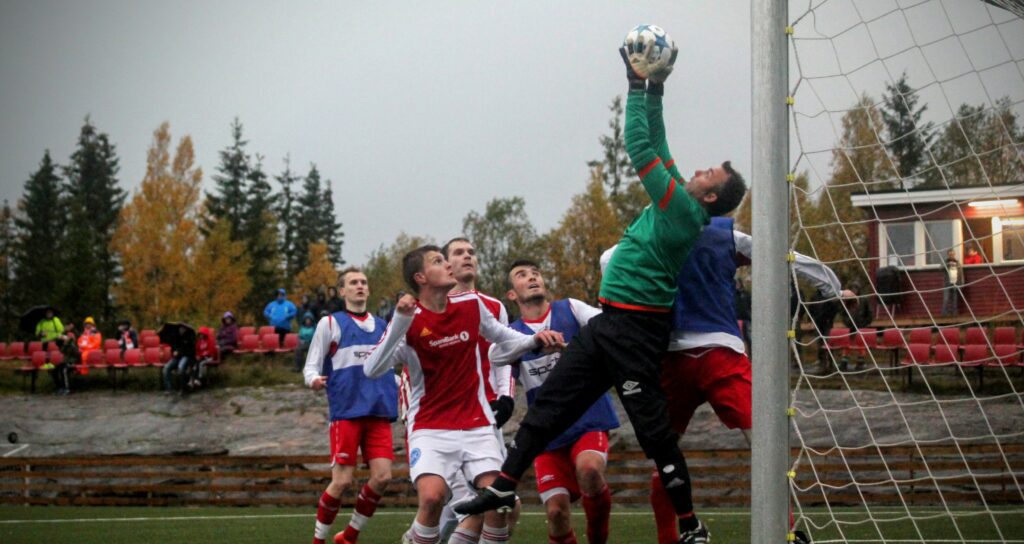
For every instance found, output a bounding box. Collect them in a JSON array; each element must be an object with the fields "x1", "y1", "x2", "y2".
[{"x1": 623, "y1": 24, "x2": 678, "y2": 78}]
